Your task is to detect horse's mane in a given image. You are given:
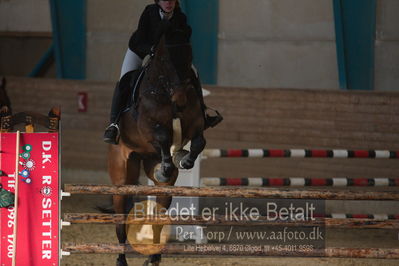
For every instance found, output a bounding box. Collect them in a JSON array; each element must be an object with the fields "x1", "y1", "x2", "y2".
[
  {"x1": 136, "y1": 29, "x2": 194, "y2": 110},
  {"x1": 165, "y1": 28, "x2": 193, "y2": 80}
]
